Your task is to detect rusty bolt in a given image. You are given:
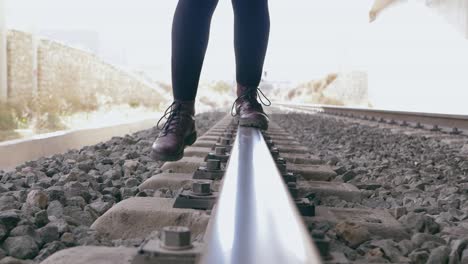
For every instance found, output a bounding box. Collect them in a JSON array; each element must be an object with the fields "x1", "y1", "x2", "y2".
[
  {"x1": 162, "y1": 226, "x2": 192, "y2": 250},
  {"x1": 215, "y1": 147, "x2": 227, "y2": 155},
  {"x1": 206, "y1": 159, "x2": 221, "y2": 171},
  {"x1": 192, "y1": 180, "x2": 212, "y2": 196}
]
